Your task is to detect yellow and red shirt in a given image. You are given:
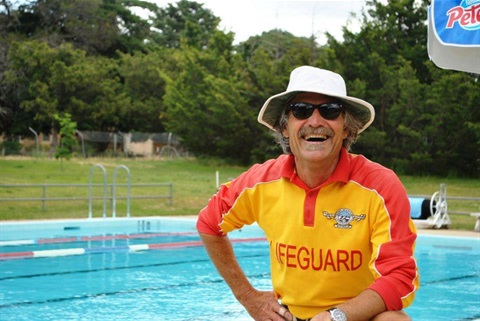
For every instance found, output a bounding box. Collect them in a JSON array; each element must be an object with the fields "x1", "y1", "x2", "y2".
[{"x1": 197, "y1": 148, "x2": 419, "y2": 319}]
